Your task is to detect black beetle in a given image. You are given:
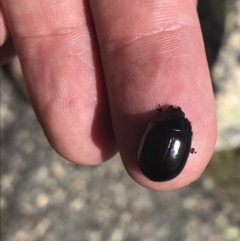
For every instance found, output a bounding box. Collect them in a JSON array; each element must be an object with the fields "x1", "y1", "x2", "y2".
[{"x1": 138, "y1": 105, "x2": 194, "y2": 182}]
